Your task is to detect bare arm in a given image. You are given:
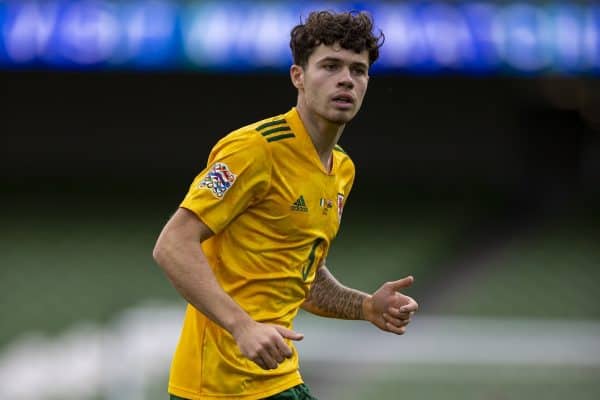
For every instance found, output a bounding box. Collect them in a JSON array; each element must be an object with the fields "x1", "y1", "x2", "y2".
[
  {"x1": 302, "y1": 265, "x2": 367, "y2": 319},
  {"x1": 153, "y1": 208, "x2": 252, "y2": 332},
  {"x1": 302, "y1": 264, "x2": 419, "y2": 335},
  {"x1": 153, "y1": 208, "x2": 302, "y2": 369}
]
